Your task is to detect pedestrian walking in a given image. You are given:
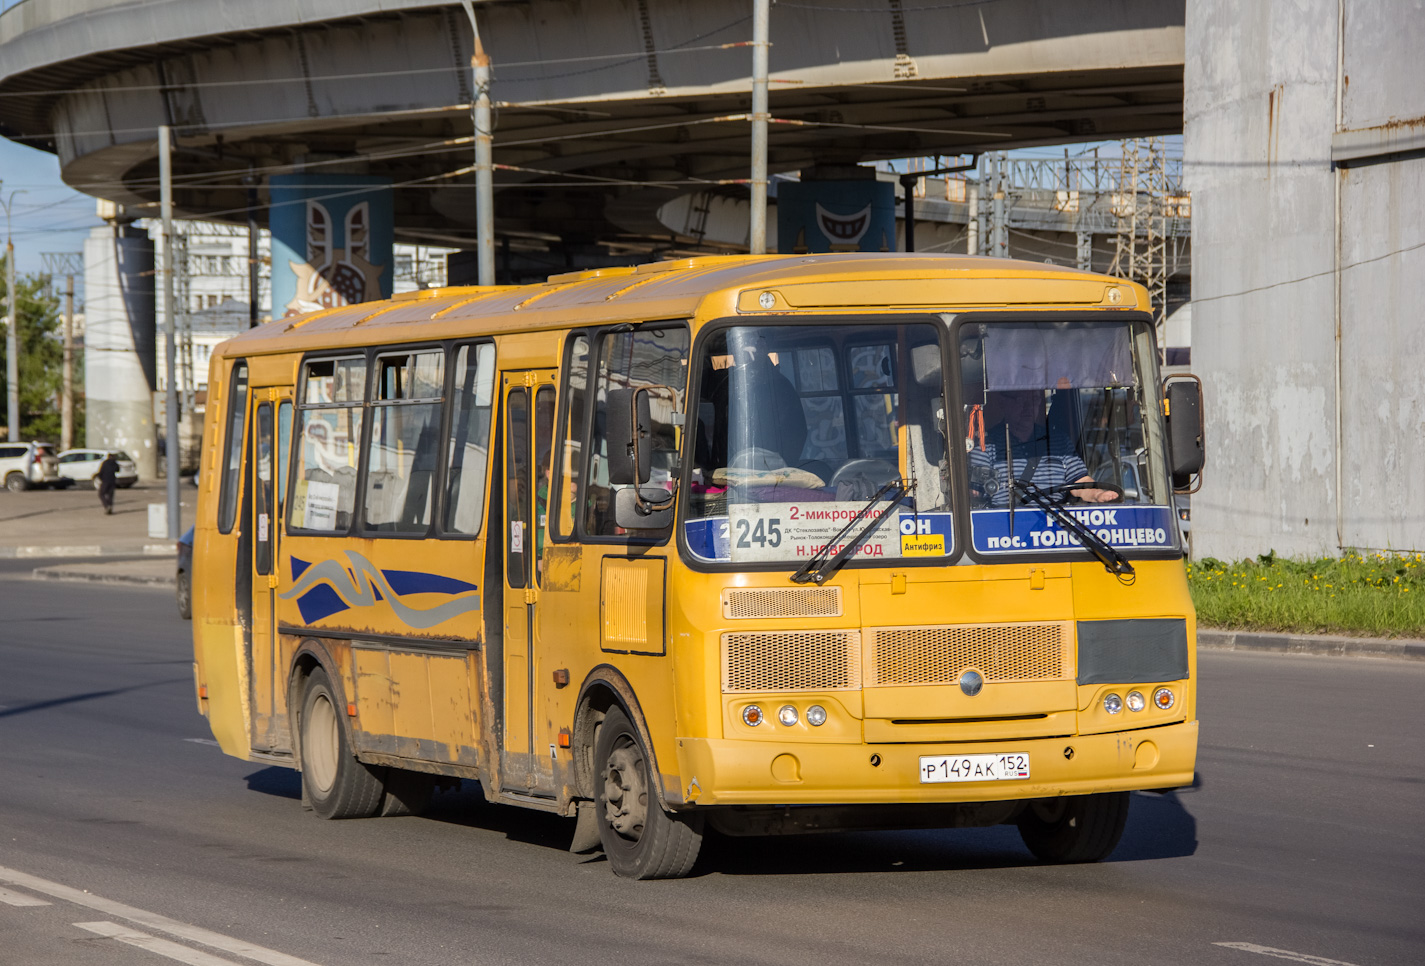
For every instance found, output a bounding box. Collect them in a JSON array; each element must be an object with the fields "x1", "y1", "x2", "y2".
[{"x1": 97, "y1": 452, "x2": 120, "y2": 515}]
